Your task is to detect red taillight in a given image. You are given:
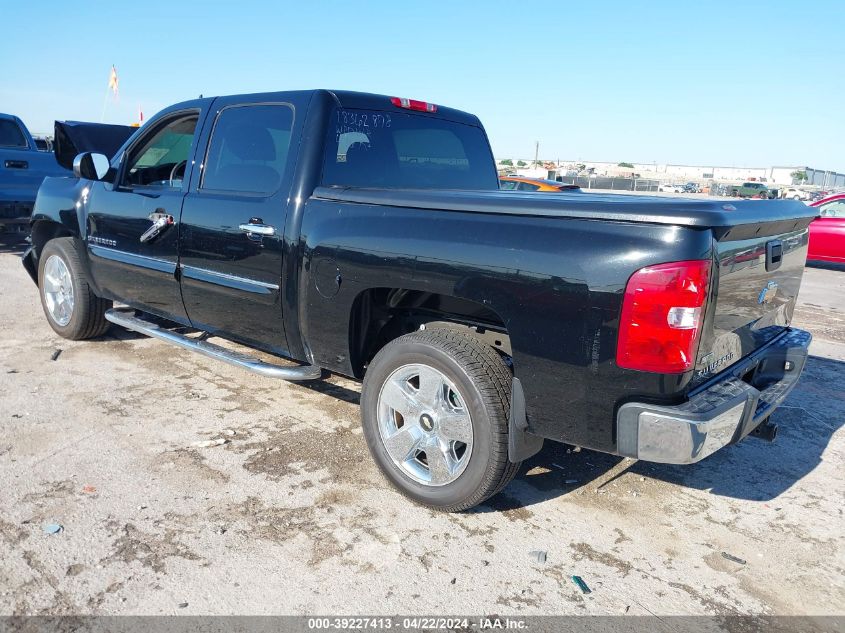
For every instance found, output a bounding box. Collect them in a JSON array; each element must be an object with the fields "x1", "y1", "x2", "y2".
[
  {"x1": 390, "y1": 96, "x2": 437, "y2": 113},
  {"x1": 616, "y1": 260, "x2": 711, "y2": 374}
]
